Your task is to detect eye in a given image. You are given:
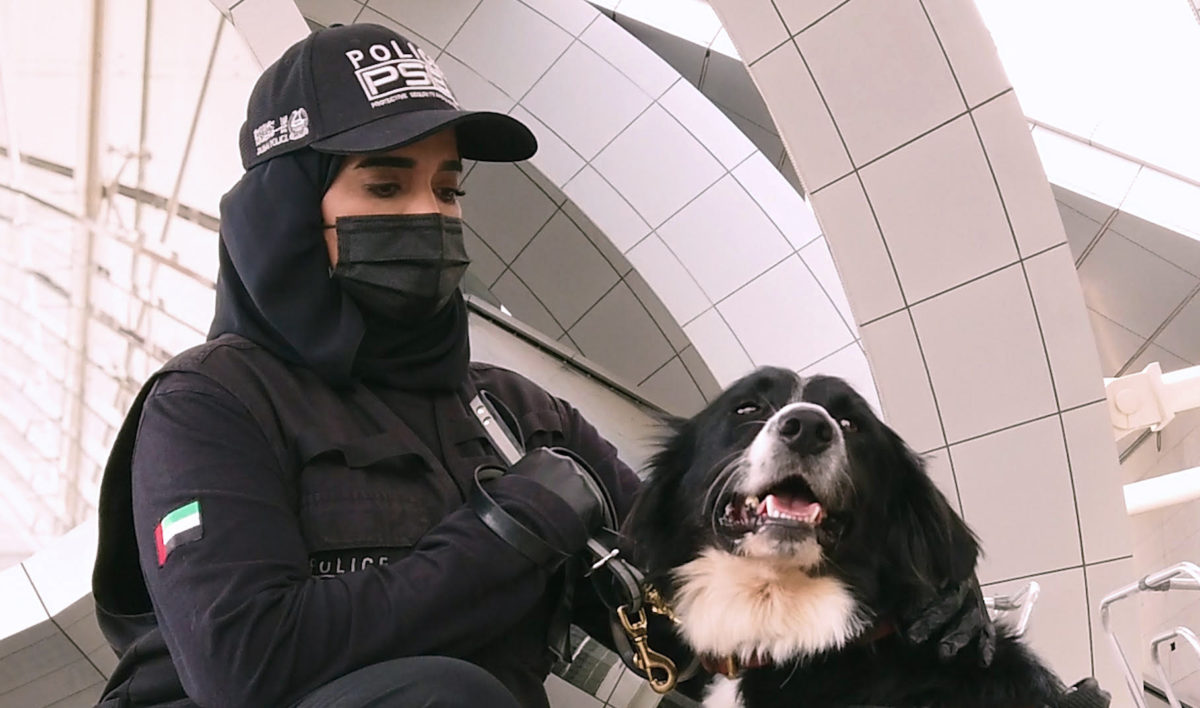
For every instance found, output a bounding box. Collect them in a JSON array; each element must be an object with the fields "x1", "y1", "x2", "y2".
[
  {"x1": 839, "y1": 419, "x2": 858, "y2": 433},
  {"x1": 365, "y1": 182, "x2": 401, "y2": 198},
  {"x1": 437, "y1": 187, "x2": 467, "y2": 204},
  {"x1": 734, "y1": 402, "x2": 760, "y2": 416}
]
